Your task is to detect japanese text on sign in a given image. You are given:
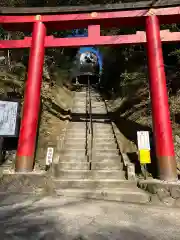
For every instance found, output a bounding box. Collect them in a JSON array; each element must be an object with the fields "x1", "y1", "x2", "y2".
[
  {"x1": 46, "y1": 147, "x2": 54, "y2": 165},
  {"x1": 0, "y1": 100, "x2": 18, "y2": 136},
  {"x1": 137, "y1": 131, "x2": 150, "y2": 150}
]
